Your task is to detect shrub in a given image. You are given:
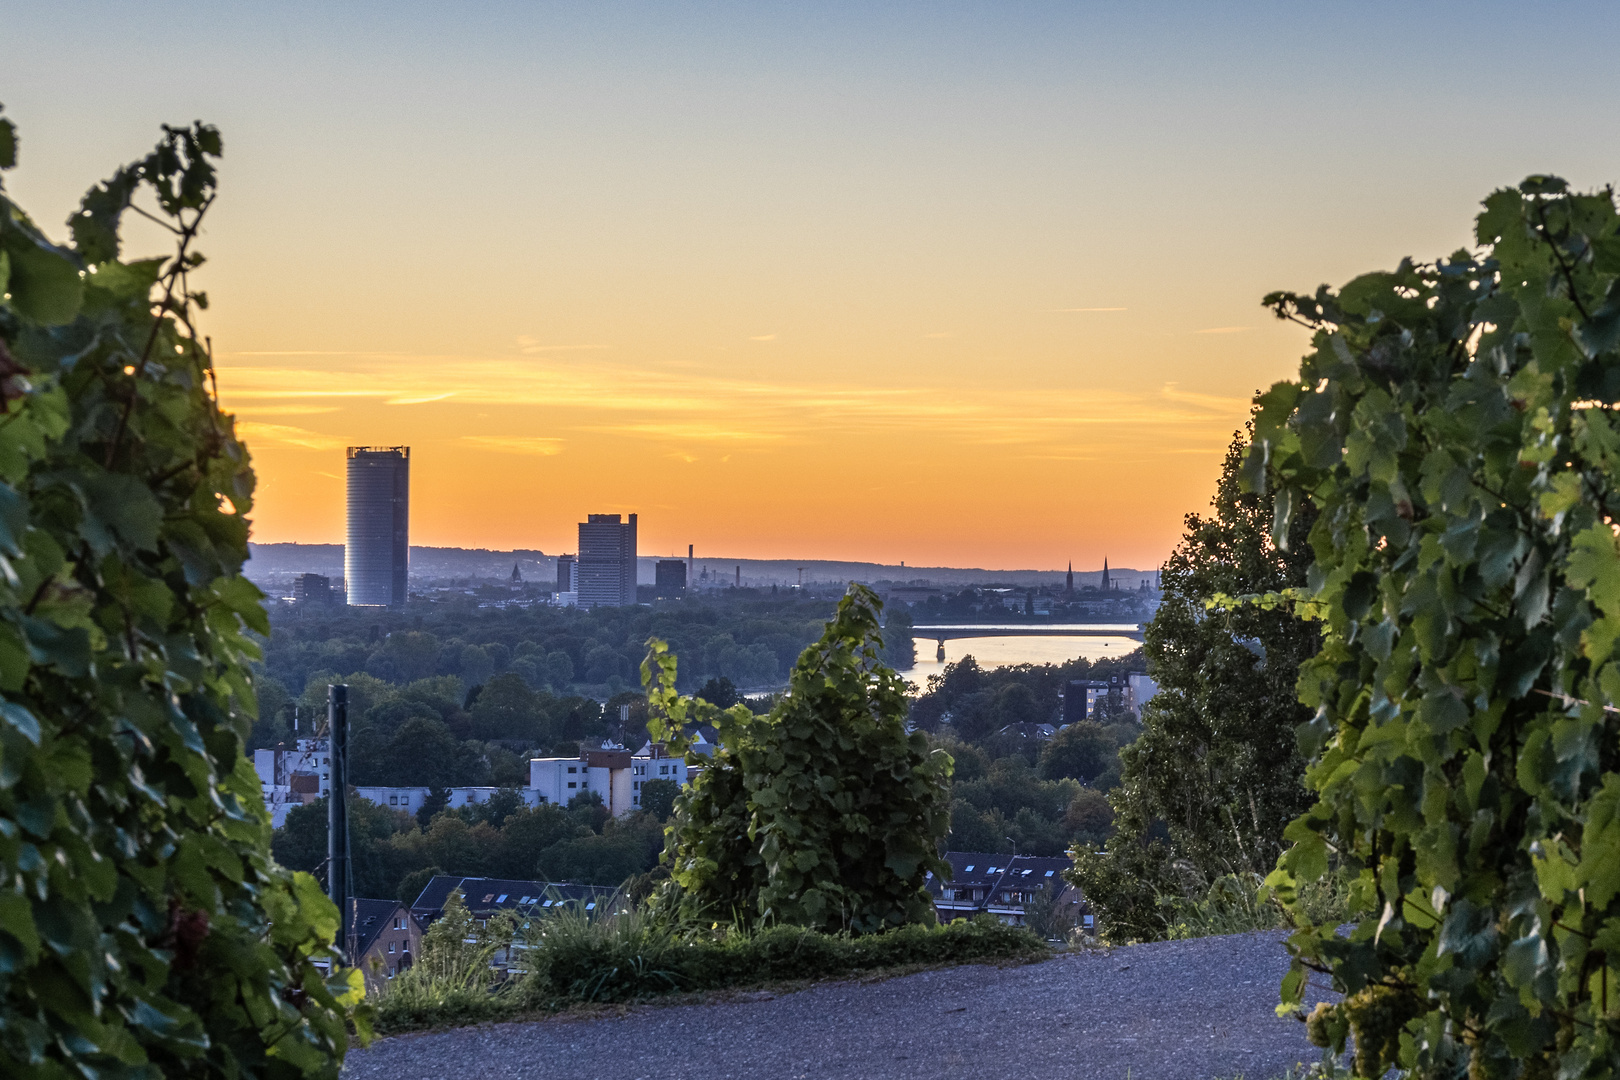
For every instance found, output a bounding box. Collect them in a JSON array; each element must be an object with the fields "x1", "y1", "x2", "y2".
[
  {"x1": 1254, "y1": 177, "x2": 1620, "y2": 1076},
  {"x1": 0, "y1": 112, "x2": 363, "y2": 1076},
  {"x1": 645, "y1": 584, "x2": 954, "y2": 933}
]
